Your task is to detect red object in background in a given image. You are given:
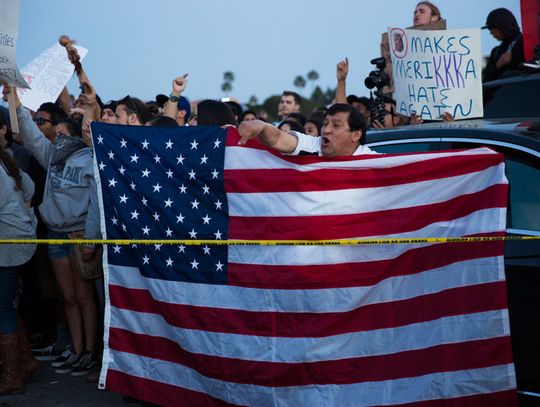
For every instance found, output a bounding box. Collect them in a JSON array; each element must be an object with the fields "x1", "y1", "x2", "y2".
[{"x1": 521, "y1": 0, "x2": 540, "y2": 61}]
